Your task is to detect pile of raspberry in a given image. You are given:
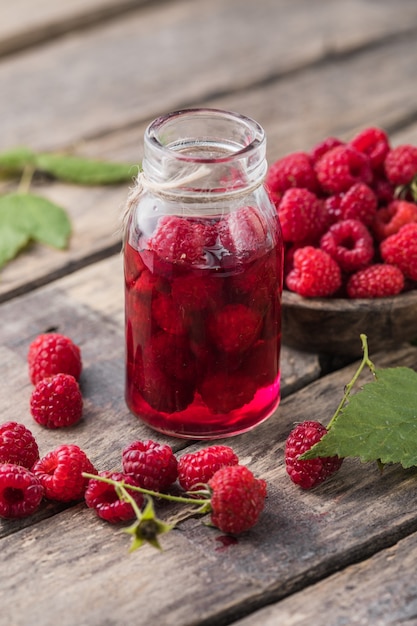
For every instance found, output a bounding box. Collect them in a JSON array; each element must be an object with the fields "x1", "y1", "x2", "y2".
[
  {"x1": 266, "y1": 127, "x2": 417, "y2": 298},
  {"x1": 0, "y1": 332, "x2": 266, "y2": 536}
]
